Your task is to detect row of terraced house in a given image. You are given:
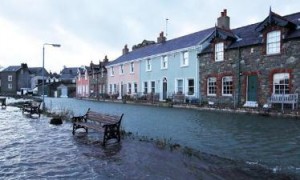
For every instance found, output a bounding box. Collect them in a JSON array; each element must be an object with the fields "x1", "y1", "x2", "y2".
[{"x1": 76, "y1": 9, "x2": 300, "y2": 108}]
